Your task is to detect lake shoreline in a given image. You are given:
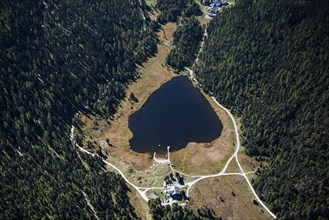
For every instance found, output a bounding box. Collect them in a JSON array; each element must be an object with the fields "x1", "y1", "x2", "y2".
[
  {"x1": 79, "y1": 21, "x2": 235, "y2": 174},
  {"x1": 128, "y1": 76, "x2": 223, "y2": 153},
  {"x1": 78, "y1": 19, "x2": 268, "y2": 220},
  {"x1": 80, "y1": 22, "x2": 177, "y2": 170}
]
